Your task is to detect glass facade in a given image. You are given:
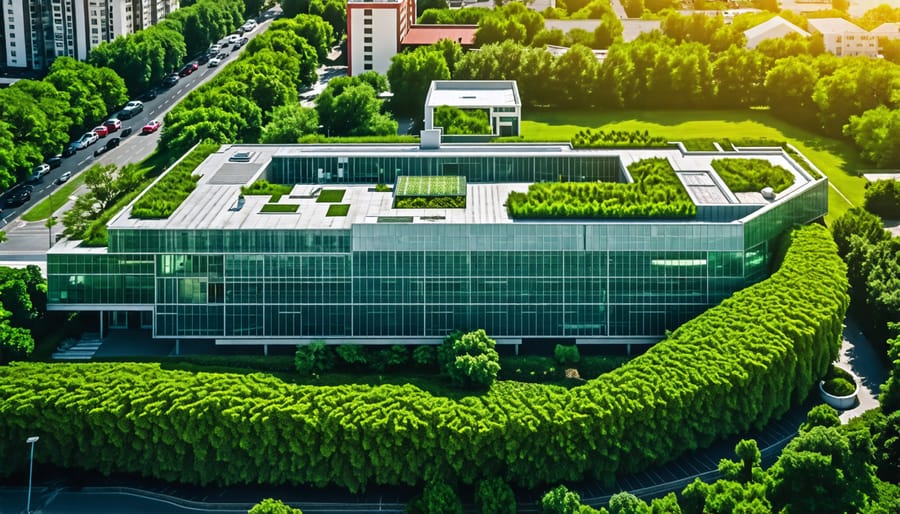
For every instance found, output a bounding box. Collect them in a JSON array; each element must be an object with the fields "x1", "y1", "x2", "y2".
[{"x1": 46, "y1": 146, "x2": 829, "y2": 343}]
